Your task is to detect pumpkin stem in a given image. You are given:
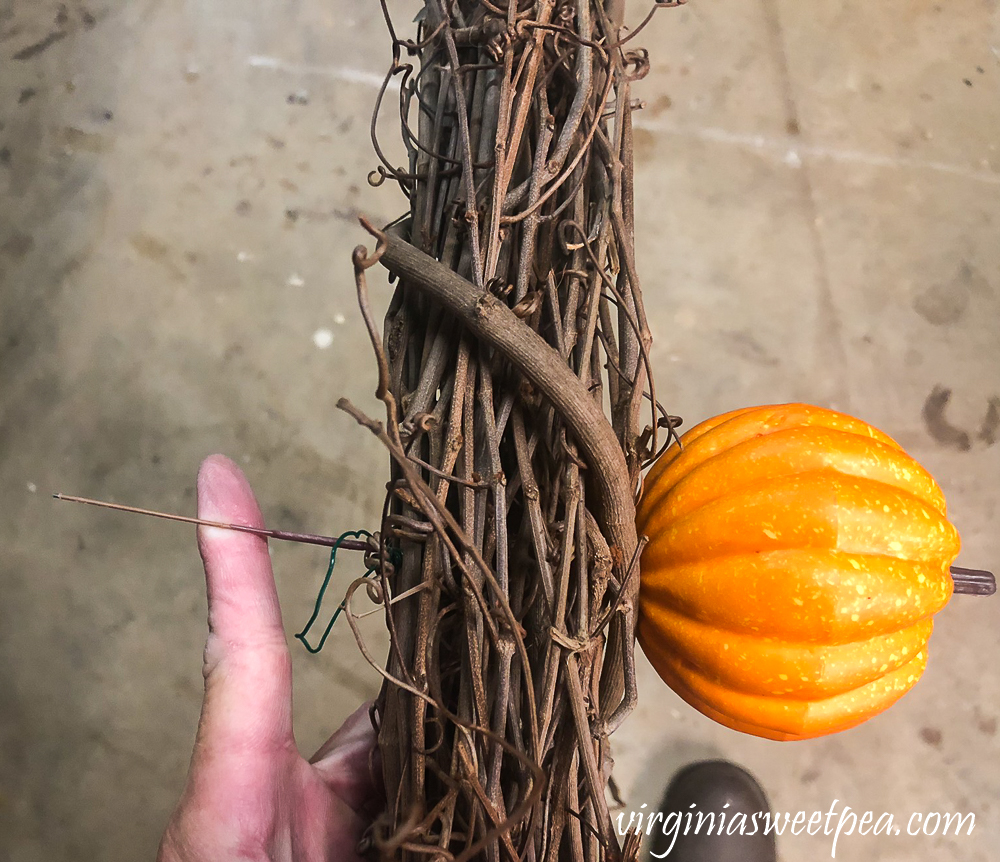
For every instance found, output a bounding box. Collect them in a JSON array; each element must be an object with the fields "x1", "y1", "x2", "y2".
[{"x1": 951, "y1": 566, "x2": 996, "y2": 596}]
